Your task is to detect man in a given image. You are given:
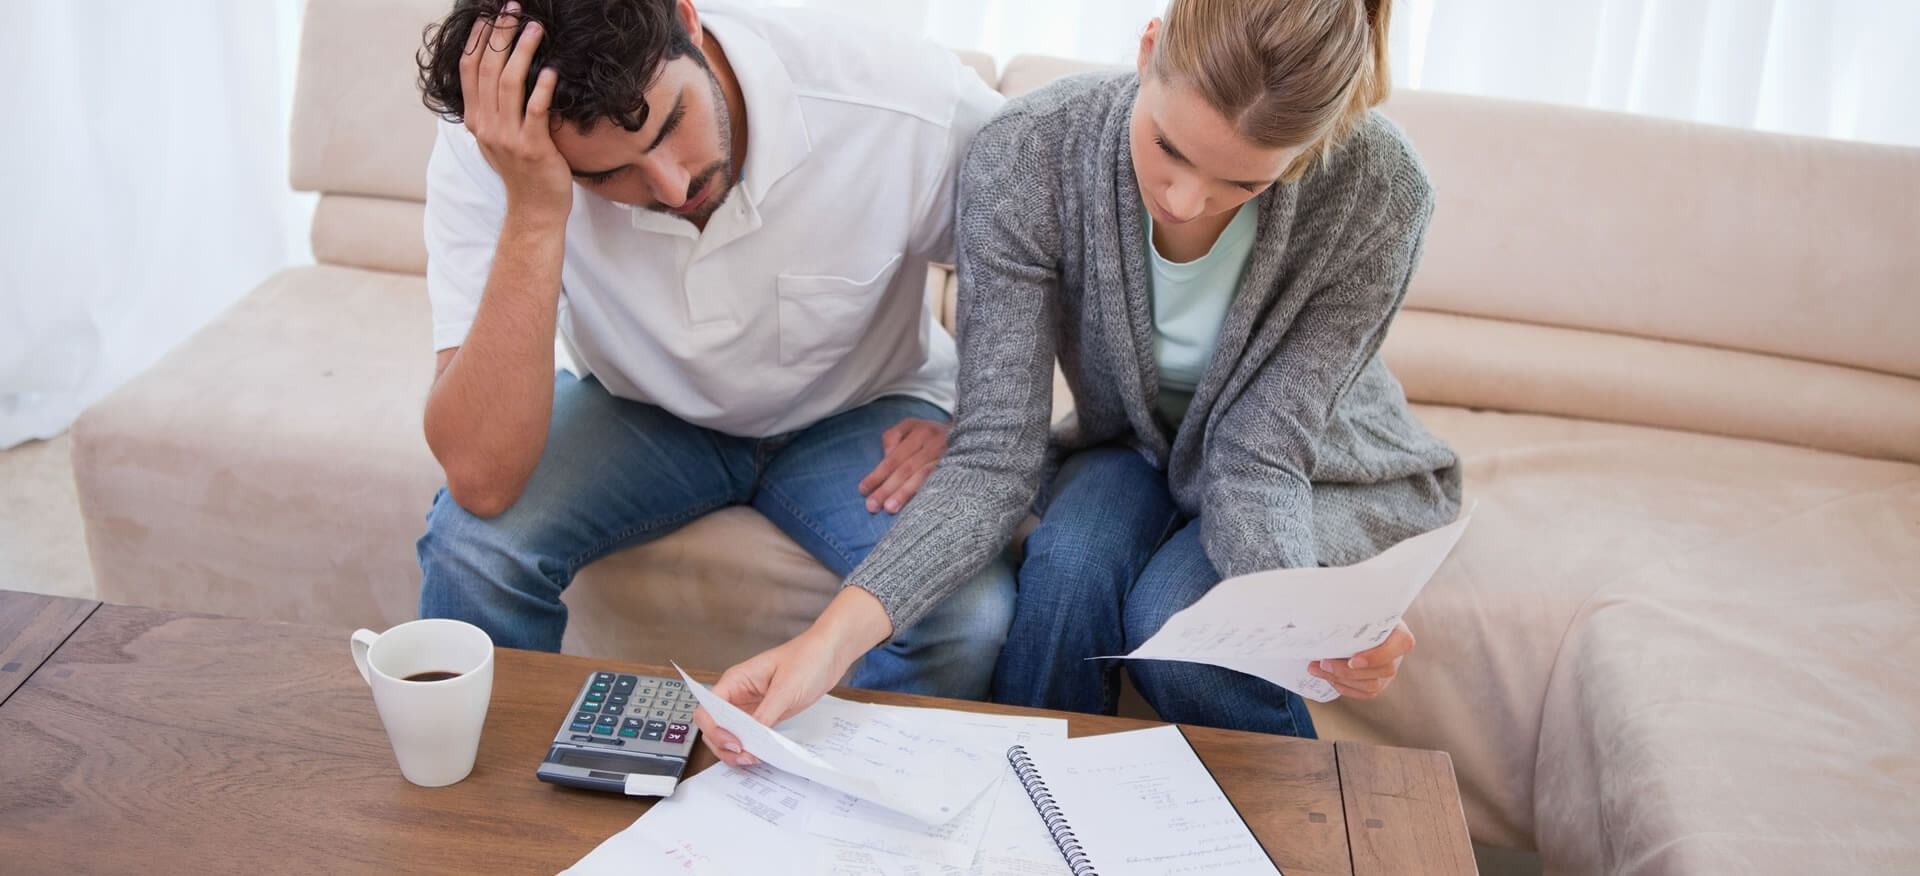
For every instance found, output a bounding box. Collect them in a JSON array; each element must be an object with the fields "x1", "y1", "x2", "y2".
[{"x1": 411, "y1": 0, "x2": 1011, "y2": 699}]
